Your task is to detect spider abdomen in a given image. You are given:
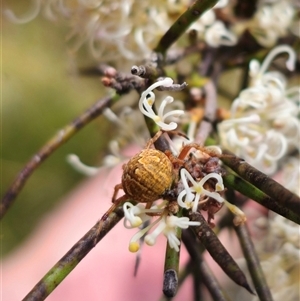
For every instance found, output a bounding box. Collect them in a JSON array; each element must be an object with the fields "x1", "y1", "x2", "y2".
[{"x1": 122, "y1": 149, "x2": 173, "y2": 203}]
